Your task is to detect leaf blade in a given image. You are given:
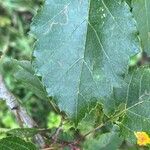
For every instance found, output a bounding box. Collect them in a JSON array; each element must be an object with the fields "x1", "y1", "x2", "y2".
[
  {"x1": 112, "y1": 68, "x2": 150, "y2": 143},
  {"x1": 31, "y1": 0, "x2": 140, "y2": 123},
  {"x1": 0, "y1": 137, "x2": 37, "y2": 150},
  {"x1": 83, "y1": 130, "x2": 123, "y2": 150}
]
